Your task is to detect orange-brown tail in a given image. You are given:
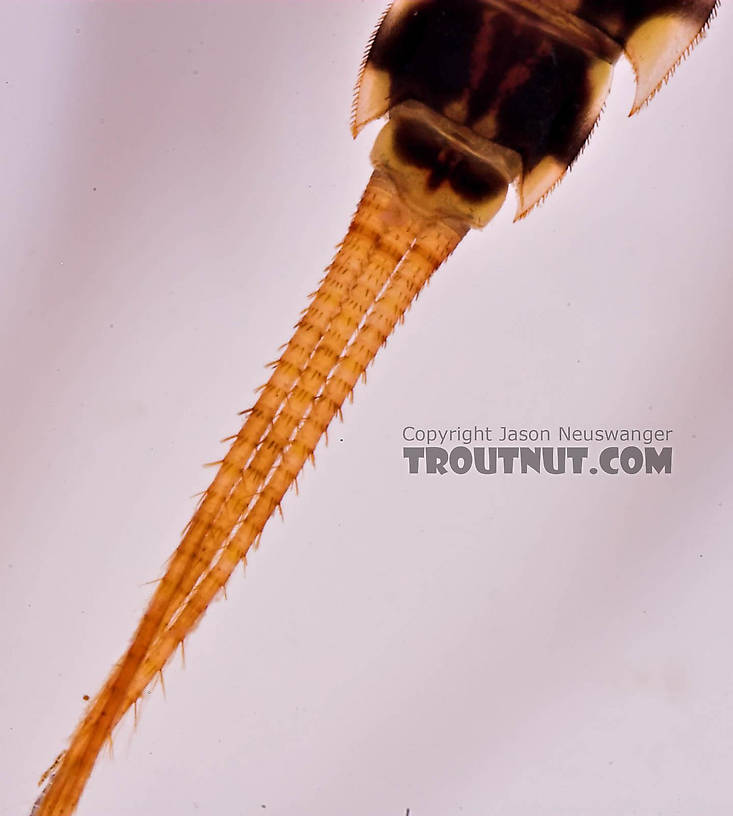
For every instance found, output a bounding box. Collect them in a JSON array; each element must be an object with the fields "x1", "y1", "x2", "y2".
[{"x1": 31, "y1": 171, "x2": 465, "y2": 816}]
